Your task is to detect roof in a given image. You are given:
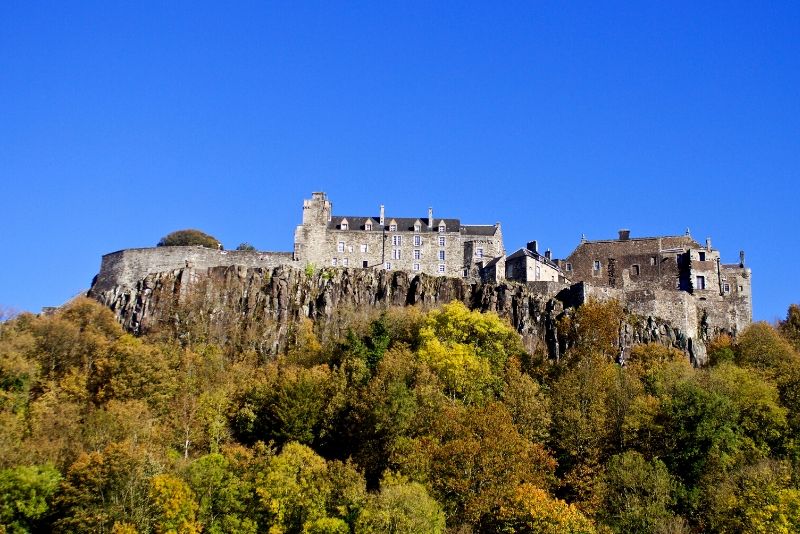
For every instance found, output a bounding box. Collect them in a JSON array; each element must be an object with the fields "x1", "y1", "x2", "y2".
[
  {"x1": 562, "y1": 234, "x2": 702, "y2": 260},
  {"x1": 507, "y1": 247, "x2": 563, "y2": 270},
  {"x1": 328, "y1": 215, "x2": 497, "y2": 235},
  {"x1": 461, "y1": 224, "x2": 499, "y2": 236}
]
